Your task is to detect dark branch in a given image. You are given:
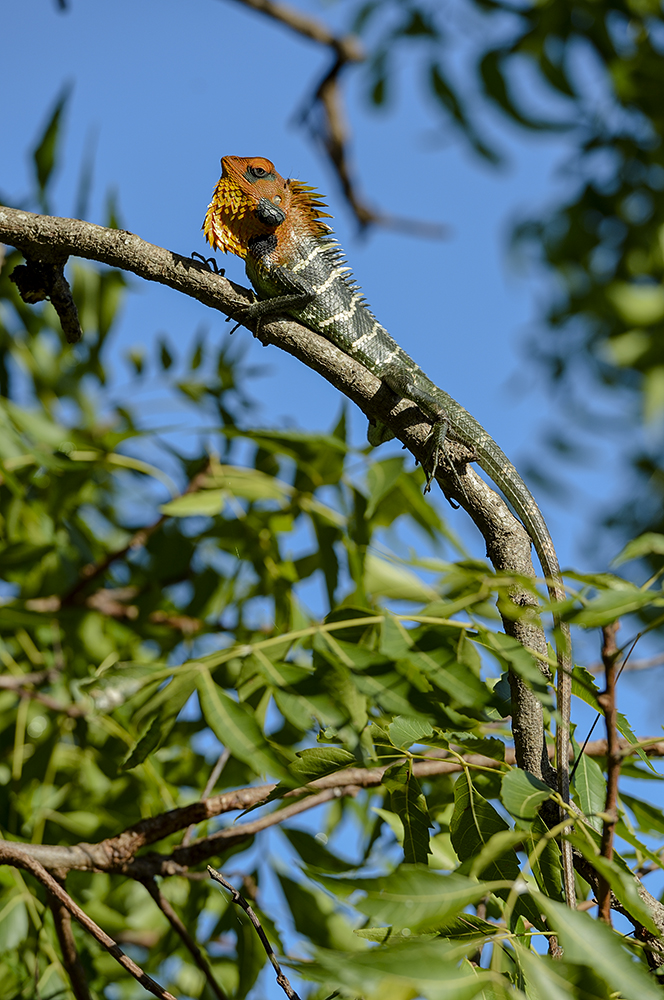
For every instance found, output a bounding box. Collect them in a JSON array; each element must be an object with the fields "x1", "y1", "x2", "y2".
[
  {"x1": 2, "y1": 742, "x2": 661, "y2": 876},
  {"x1": 142, "y1": 878, "x2": 228, "y2": 1000},
  {"x1": 10, "y1": 258, "x2": 82, "y2": 342},
  {"x1": 208, "y1": 867, "x2": 302, "y2": 1000}
]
